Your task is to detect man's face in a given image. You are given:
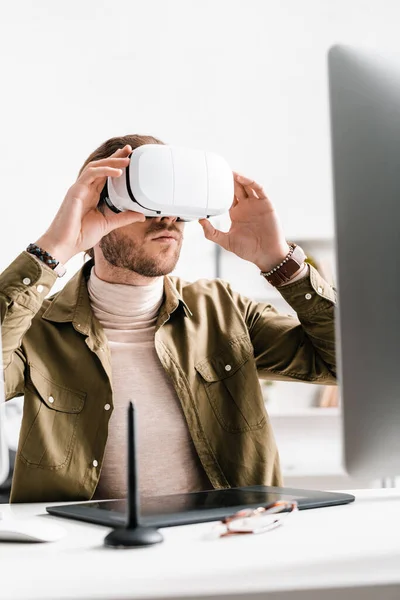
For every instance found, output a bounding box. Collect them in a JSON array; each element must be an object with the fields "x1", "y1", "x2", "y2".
[{"x1": 98, "y1": 212, "x2": 185, "y2": 277}]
